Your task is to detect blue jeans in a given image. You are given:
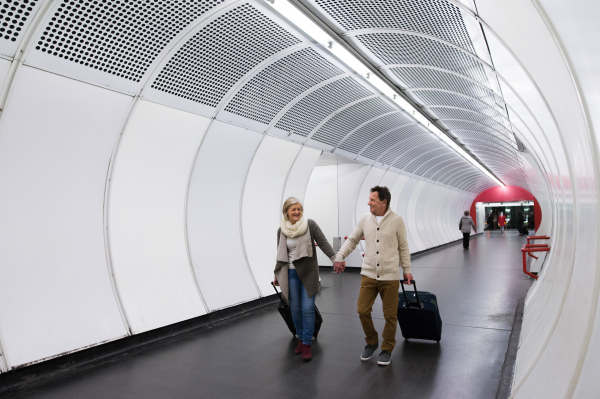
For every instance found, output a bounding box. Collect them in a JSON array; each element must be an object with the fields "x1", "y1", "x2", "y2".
[{"x1": 288, "y1": 269, "x2": 316, "y2": 345}]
